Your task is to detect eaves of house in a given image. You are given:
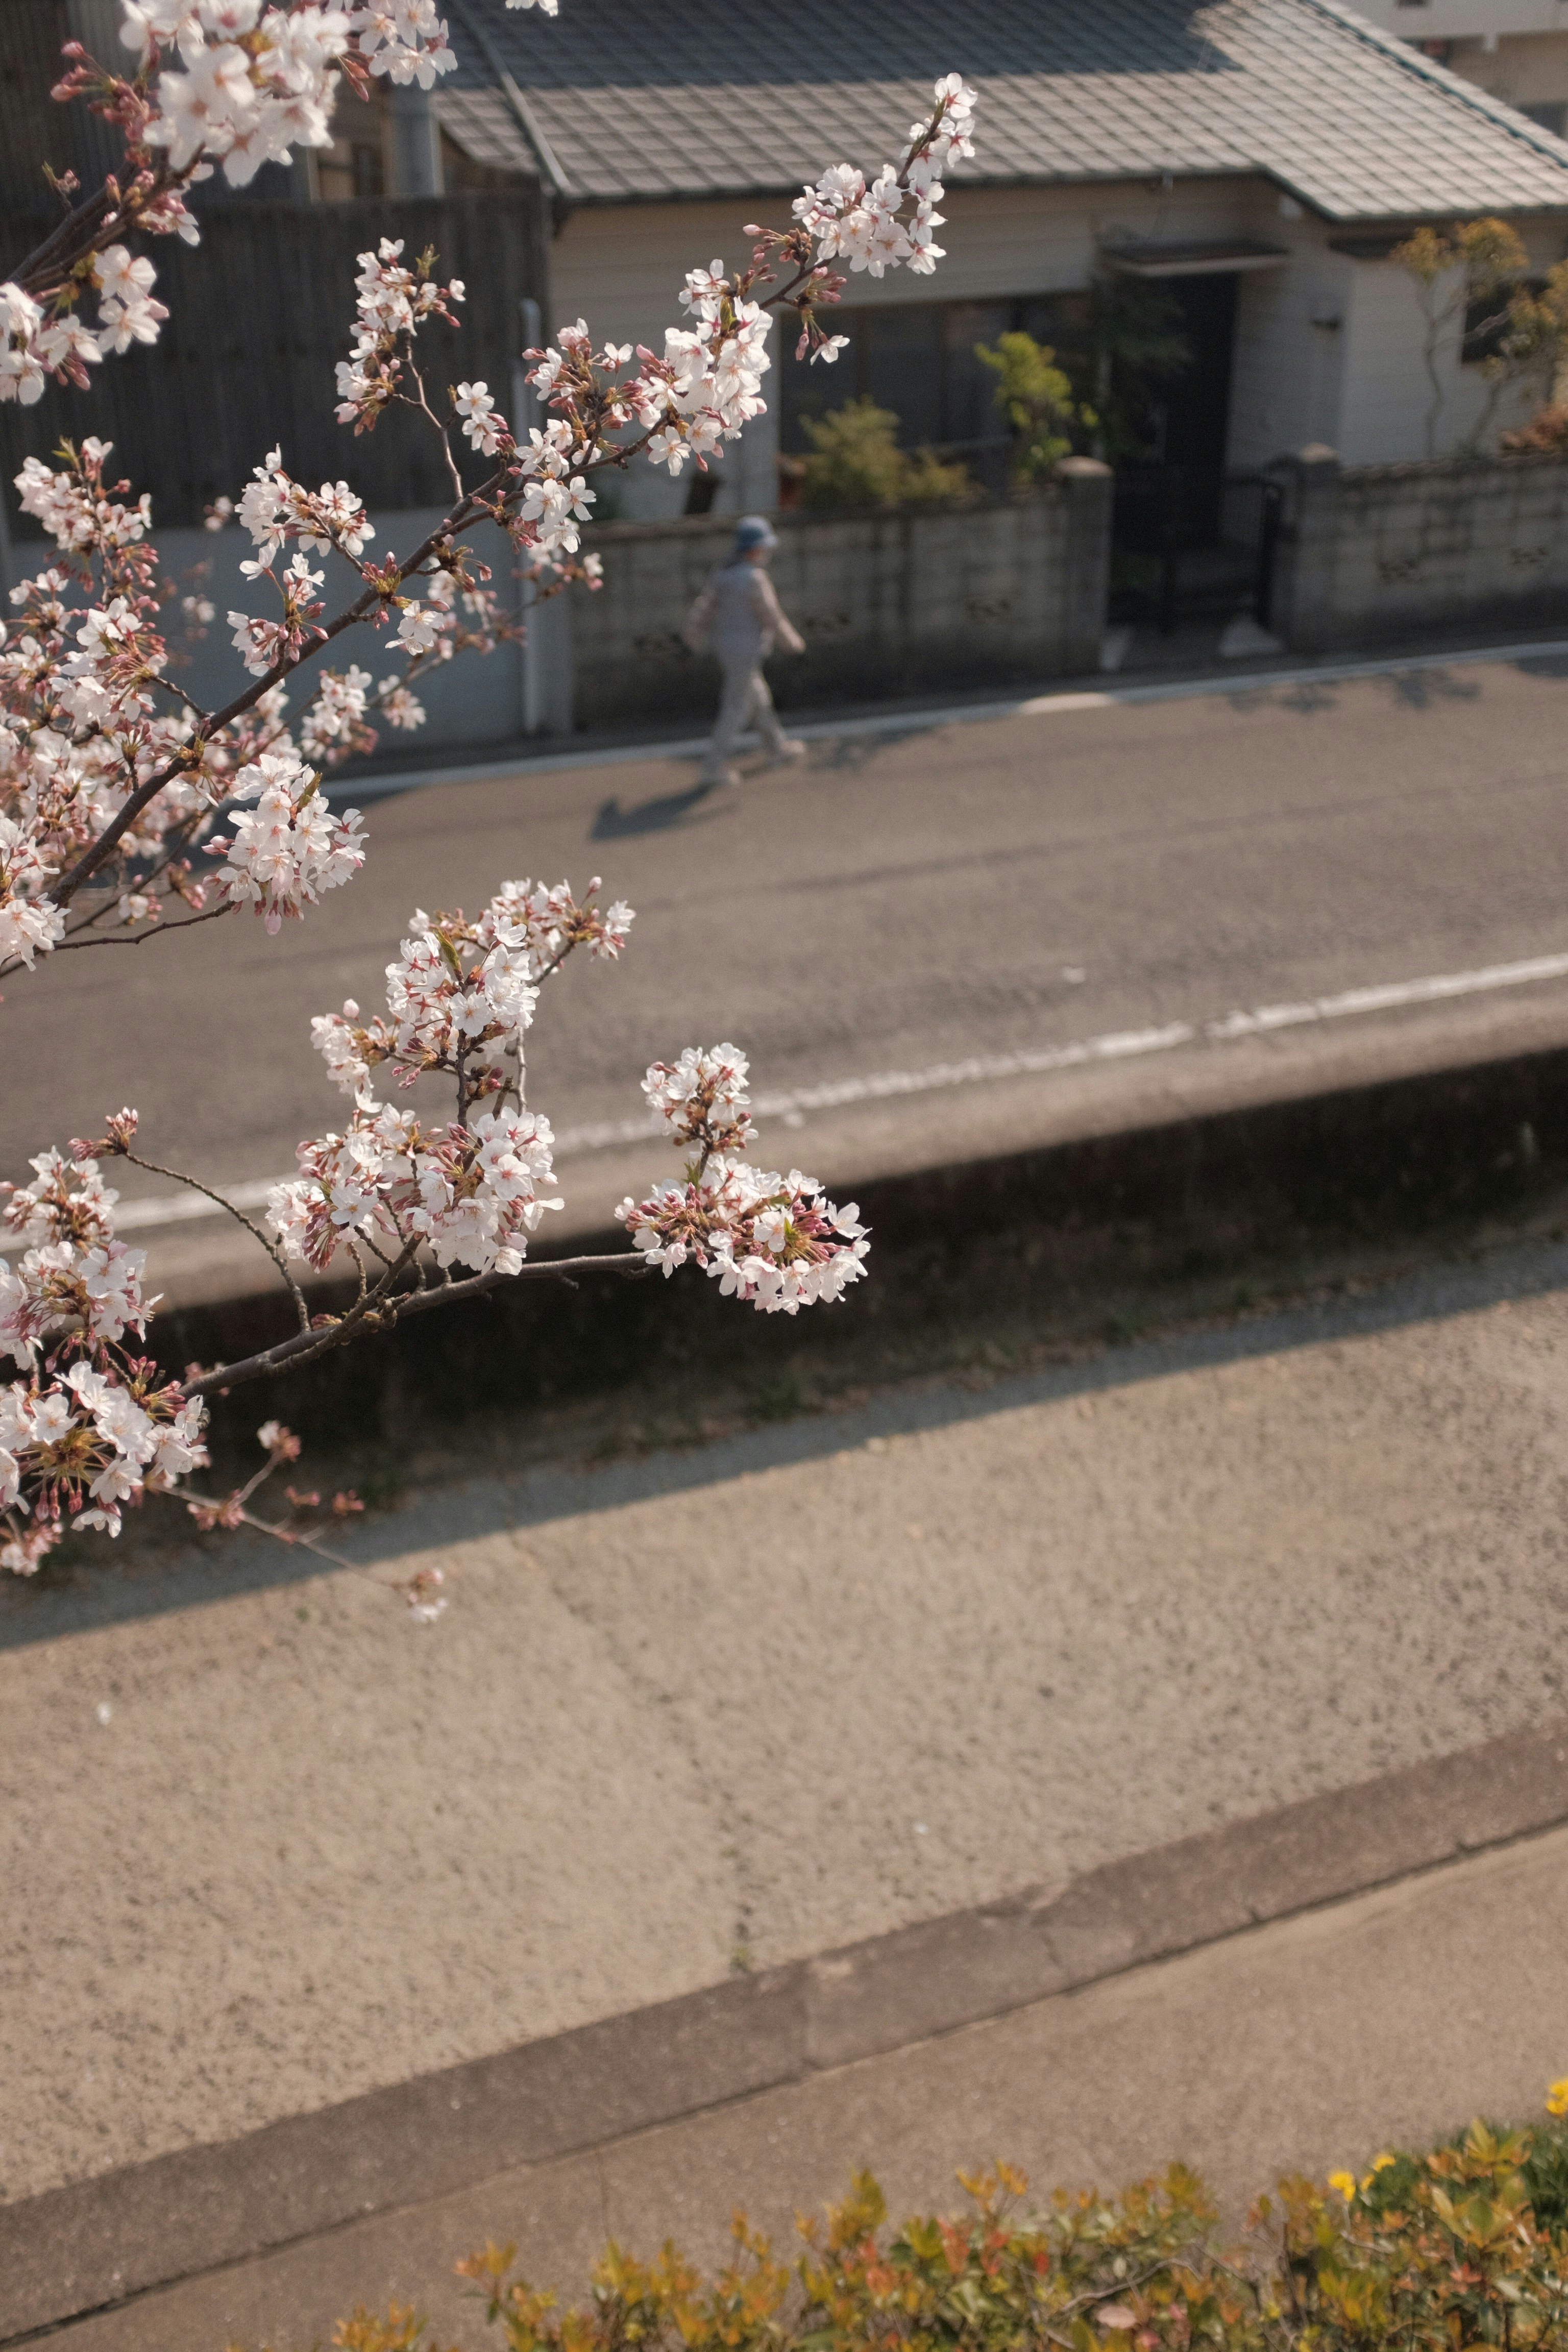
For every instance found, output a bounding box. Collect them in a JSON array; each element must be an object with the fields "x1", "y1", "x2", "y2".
[{"x1": 434, "y1": 0, "x2": 1568, "y2": 223}]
